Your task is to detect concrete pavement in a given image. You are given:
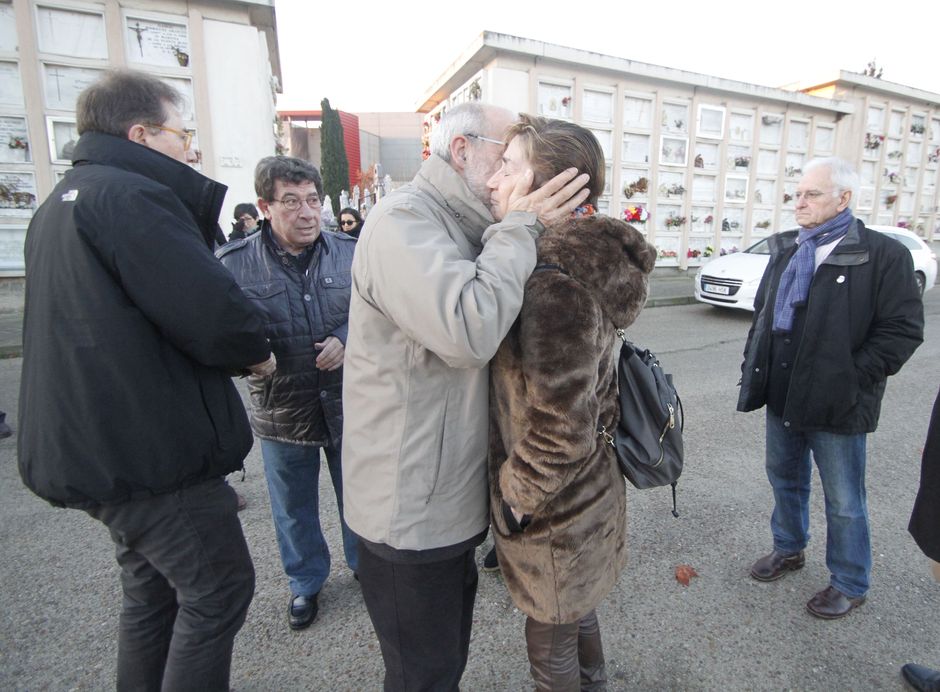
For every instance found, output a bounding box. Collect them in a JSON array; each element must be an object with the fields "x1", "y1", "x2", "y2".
[{"x1": 2, "y1": 294, "x2": 939, "y2": 690}]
